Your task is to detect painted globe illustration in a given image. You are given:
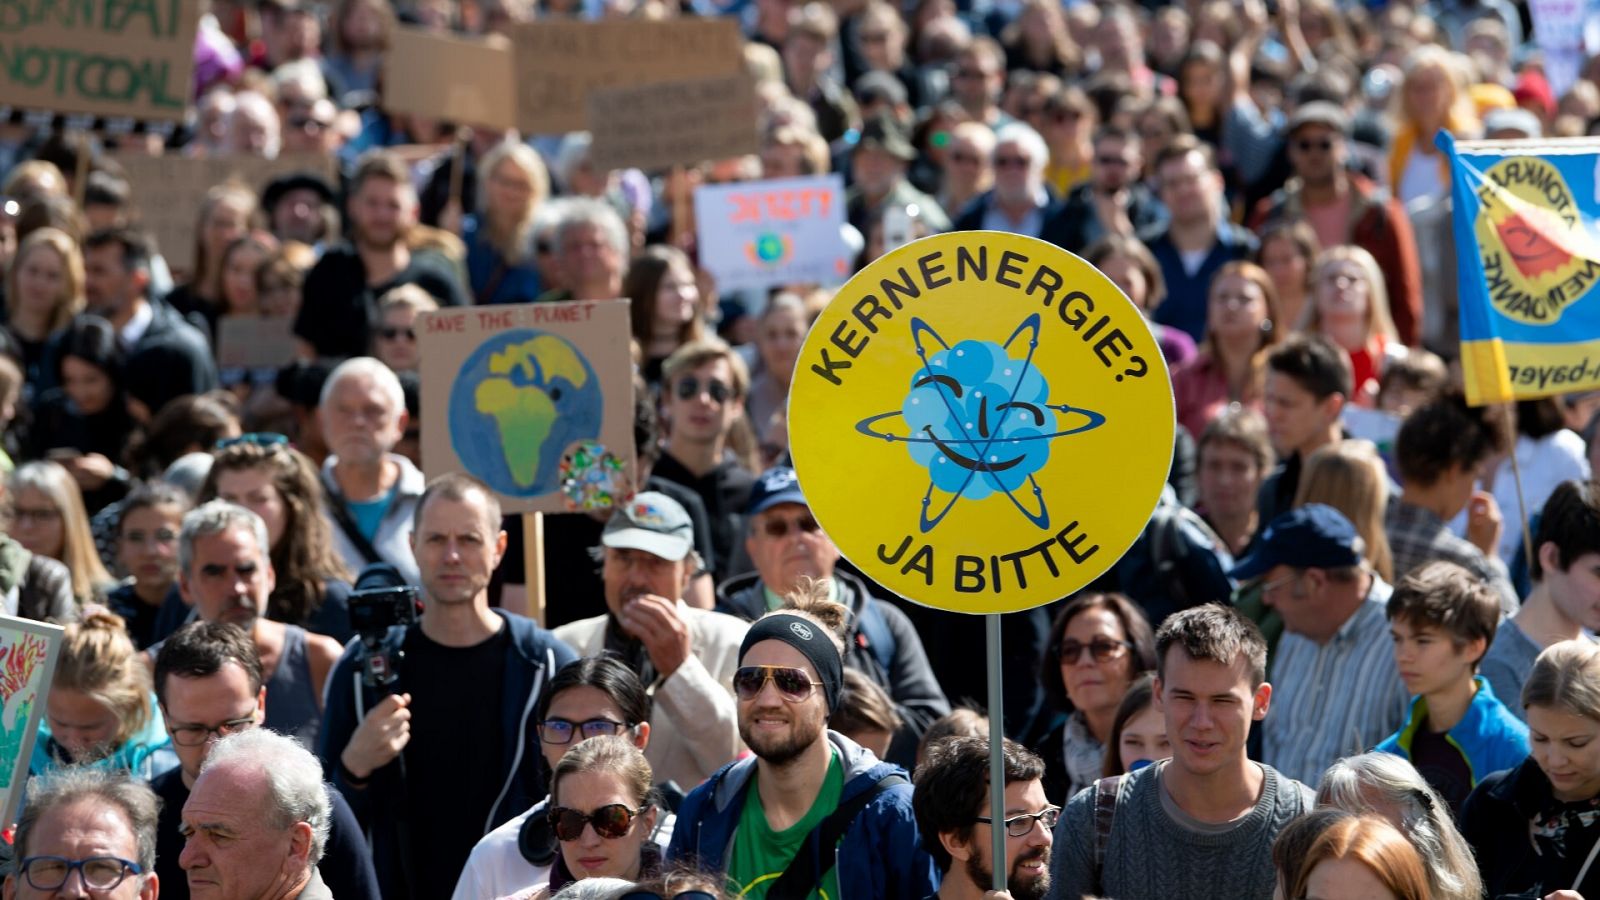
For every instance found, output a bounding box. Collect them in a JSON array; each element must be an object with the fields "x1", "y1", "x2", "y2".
[{"x1": 448, "y1": 329, "x2": 604, "y2": 498}]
